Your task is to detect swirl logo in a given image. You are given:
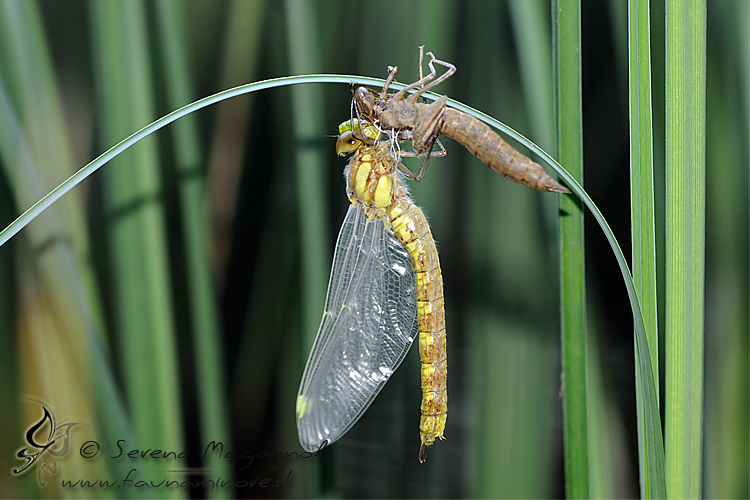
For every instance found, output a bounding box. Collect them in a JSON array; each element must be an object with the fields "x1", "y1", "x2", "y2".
[{"x1": 13, "y1": 399, "x2": 83, "y2": 486}]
